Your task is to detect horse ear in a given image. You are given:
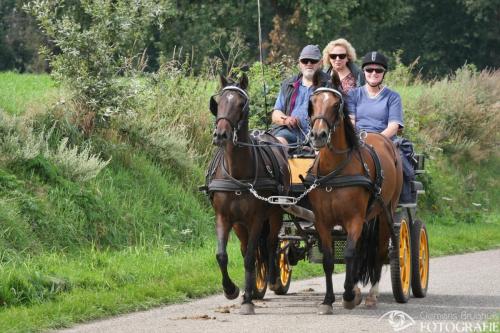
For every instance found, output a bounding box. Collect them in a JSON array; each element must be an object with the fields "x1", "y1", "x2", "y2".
[
  {"x1": 209, "y1": 95, "x2": 218, "y2": 116},
  {"x1": 239, "y1": 73, "x2": 248, "y2": 90},
  {"x1": 312, "y1": 70, "x2": 322, "y2": 88},
  {"x1": 219, "y1": 74, "x2": 228, "y2": 88},
  {"x1": 308, "y1": 99, "x2": 313, "y2": 117},
  {"x1": 330, "y1": 70, "x2": 342, "y2": 91}
]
